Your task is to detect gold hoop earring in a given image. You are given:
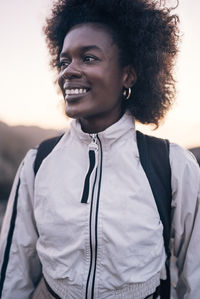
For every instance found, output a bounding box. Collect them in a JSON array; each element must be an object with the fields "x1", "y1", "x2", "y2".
[{"x1": 123, "y1": 88, "x2": 131, "y2": 100}]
